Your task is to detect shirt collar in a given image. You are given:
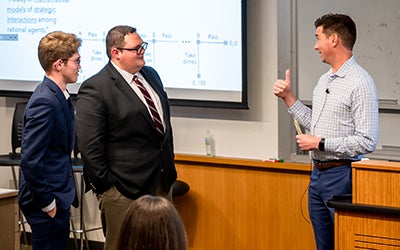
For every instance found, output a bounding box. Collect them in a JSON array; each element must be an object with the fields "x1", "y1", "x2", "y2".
[
  {"x1": 63, "y1": 90, "x2": 70, "y2": 100},
  {"x1": 328, "y1": 56, "x2": 355, "y2": 79},
  {"x1": 110, "y1": 61, "x2": 138, "y2": 84}
]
